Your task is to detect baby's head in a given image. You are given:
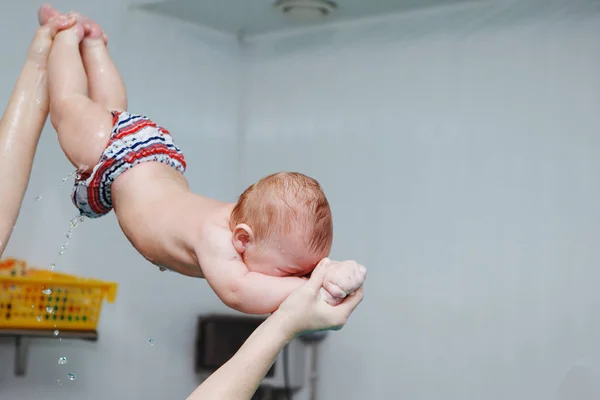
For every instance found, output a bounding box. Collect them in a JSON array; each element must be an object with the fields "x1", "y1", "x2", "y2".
[{"x1": 230, "y1": 172, "x2": 333, "y2": 277}]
